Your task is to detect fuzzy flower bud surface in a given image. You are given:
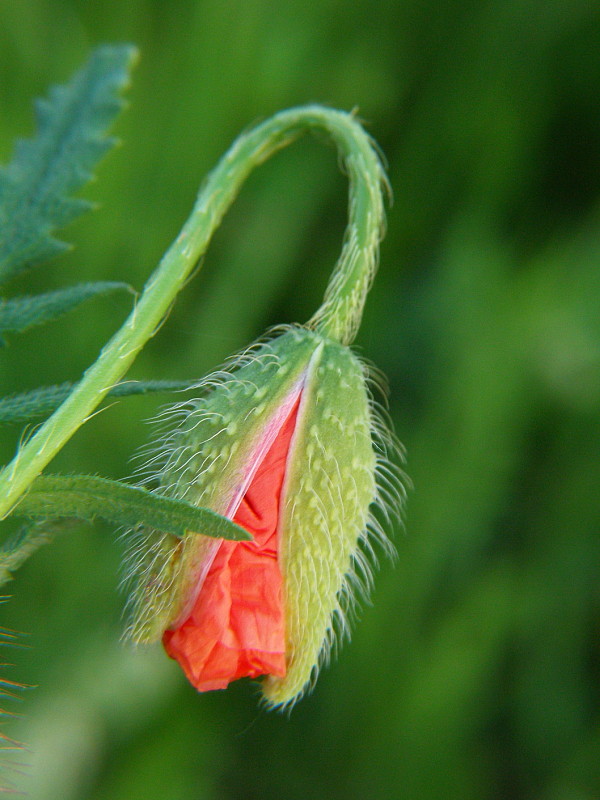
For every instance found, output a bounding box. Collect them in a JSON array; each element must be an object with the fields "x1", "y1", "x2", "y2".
[
  {"x1": 127, "y1": 327, "x2": 402, "y2": 707},
  {"x1": 124, "y1": 105, "x2": 405, "y2": 708}
]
